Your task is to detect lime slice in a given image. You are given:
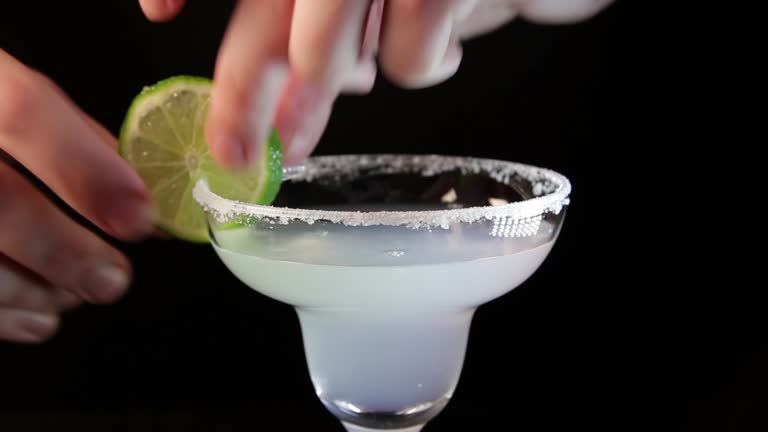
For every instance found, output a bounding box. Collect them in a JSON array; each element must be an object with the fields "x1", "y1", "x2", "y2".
[{"x1": 119, "y1": 75, "x2": 282, "y2": 242}]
